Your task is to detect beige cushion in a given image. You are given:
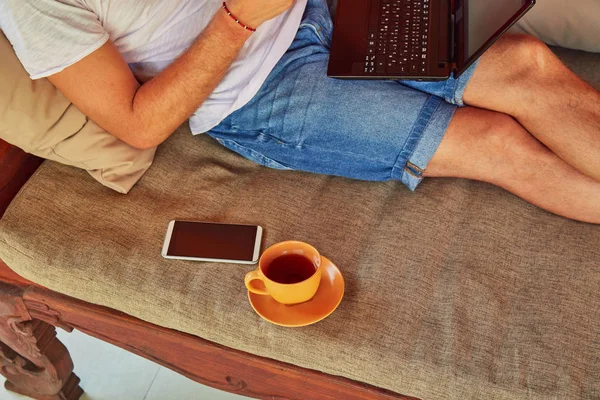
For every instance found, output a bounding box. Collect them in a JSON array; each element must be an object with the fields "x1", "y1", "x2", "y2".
[
  {"x1": 0, "y1": 31, "x2": 155, "y2": 194},
  {"x1": 1, "y1": 48, "x2": 599, "y2": 400},
  {"x1": 511, "y1": 0, "x2": 600, "y2": 53}
]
